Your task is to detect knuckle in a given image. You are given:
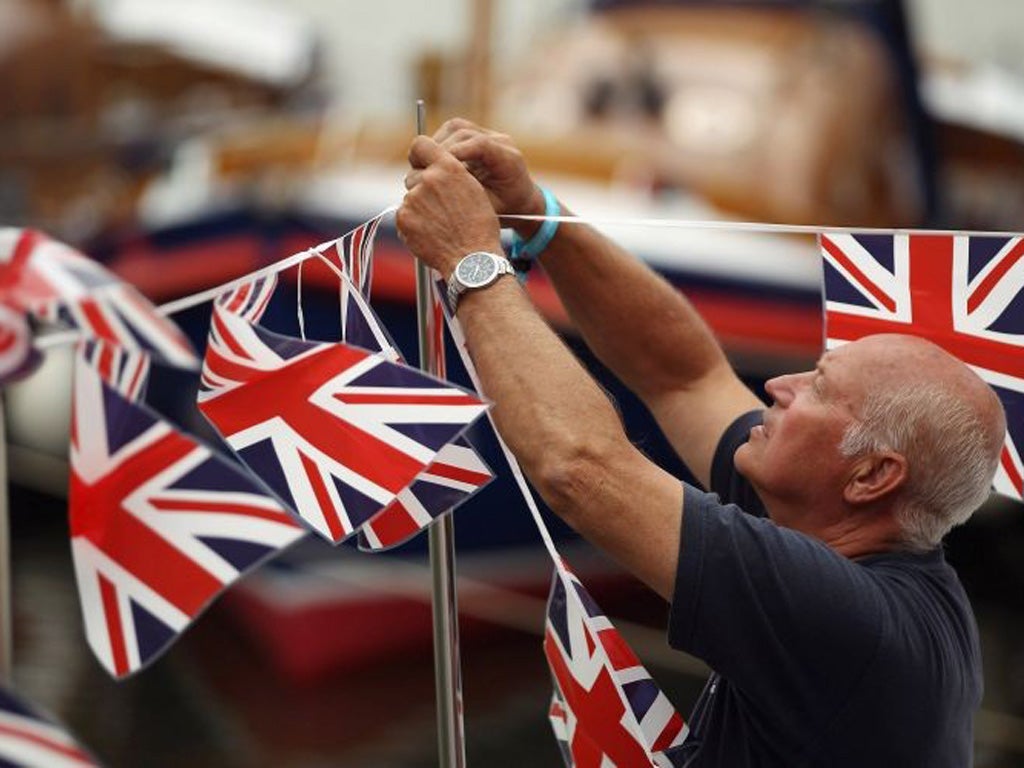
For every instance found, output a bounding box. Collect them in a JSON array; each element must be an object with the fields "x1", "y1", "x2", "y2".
[
  {"x1": 420, "y1": 168, "x2": 443, "y2": 188},
  {"x1": 437, "y1": 154, "x2": 462, "y2": 173}
]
